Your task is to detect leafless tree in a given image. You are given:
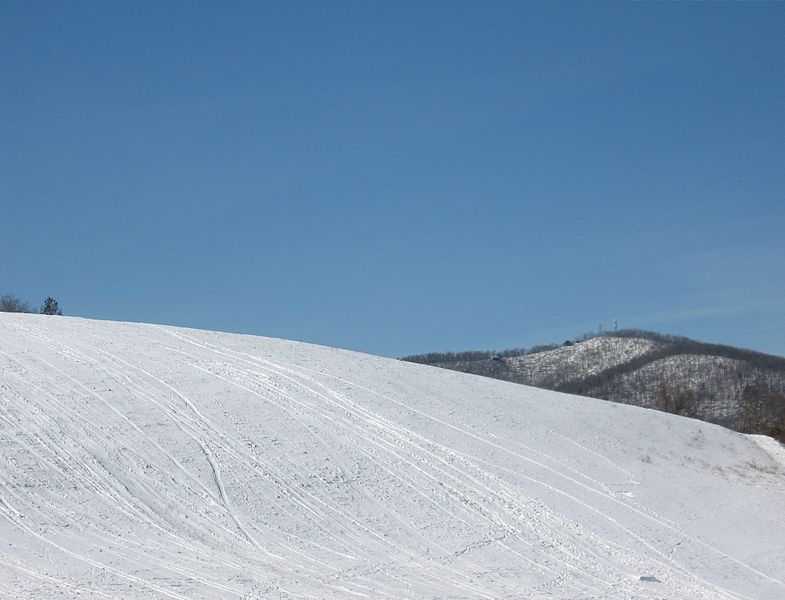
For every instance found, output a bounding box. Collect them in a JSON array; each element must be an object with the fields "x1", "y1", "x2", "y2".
[{"x1": 0, "y1": 294, "x2": 34, "y2": 313}]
